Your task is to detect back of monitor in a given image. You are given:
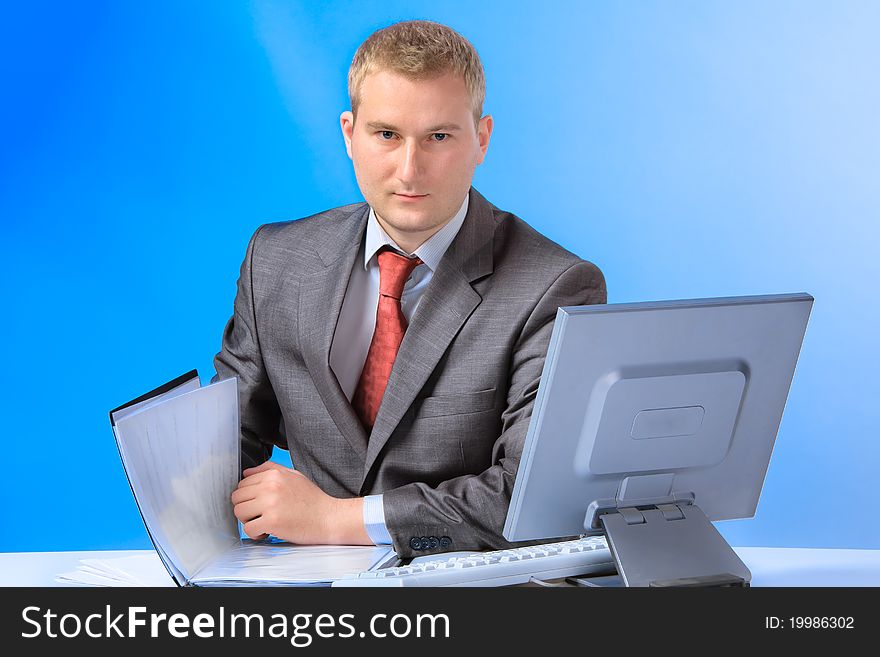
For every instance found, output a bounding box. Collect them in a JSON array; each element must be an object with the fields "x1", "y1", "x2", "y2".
[{"x1": 504, "y1": 293, "x2": 813, "y2": 543}]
